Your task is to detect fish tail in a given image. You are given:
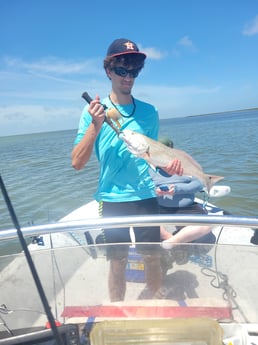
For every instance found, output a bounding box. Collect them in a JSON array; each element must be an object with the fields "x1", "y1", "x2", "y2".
[{"x1": 205, "y1": 174, "x2": 224, "y2": 192}]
